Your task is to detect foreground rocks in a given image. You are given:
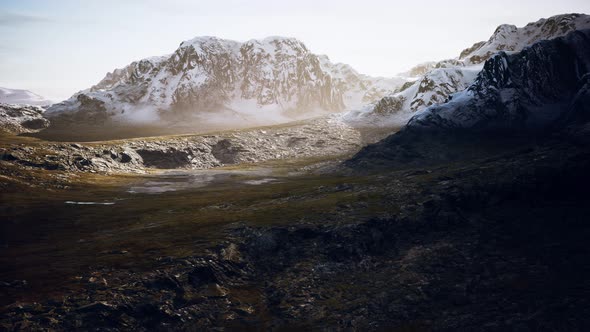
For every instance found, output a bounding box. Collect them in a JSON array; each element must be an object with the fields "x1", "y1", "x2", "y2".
[{"x1": 2, "y1": 138, "x2": 589, "y2": 330}]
